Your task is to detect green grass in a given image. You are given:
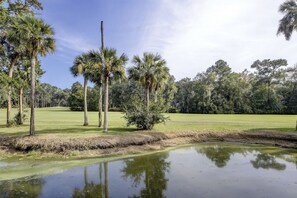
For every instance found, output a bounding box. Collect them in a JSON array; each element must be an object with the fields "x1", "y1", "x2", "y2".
[{"x1": 0, "y1": 107, "x2": 296, "y2": 138}]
